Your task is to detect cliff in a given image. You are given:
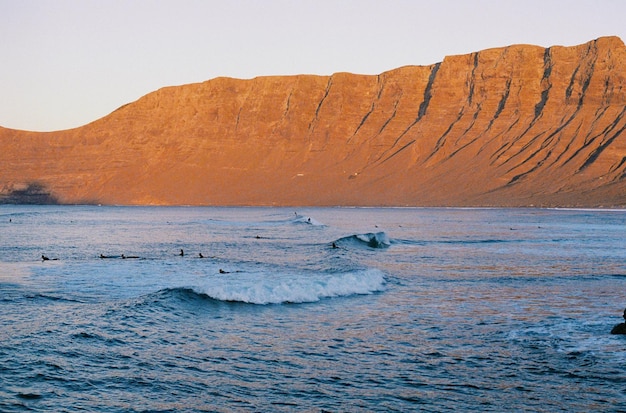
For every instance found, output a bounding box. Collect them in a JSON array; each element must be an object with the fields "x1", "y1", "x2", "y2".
[{"x1": 1, "y1": 36, "x2": 625, "y2": 207}]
